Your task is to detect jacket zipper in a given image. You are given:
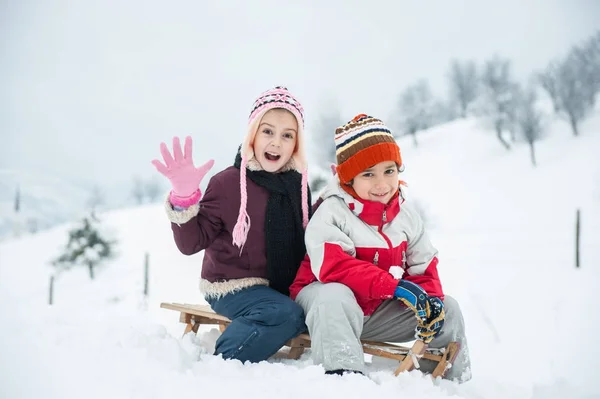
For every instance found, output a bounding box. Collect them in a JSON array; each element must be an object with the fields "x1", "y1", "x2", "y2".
[{"x1": 373, "y1": 208, "x2": 392, "y2": 266}]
